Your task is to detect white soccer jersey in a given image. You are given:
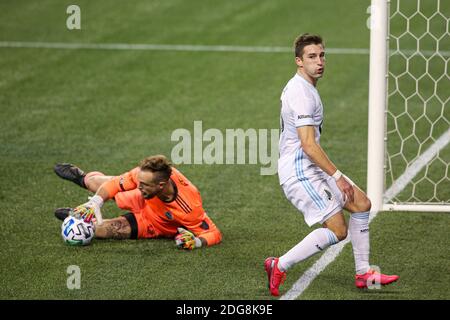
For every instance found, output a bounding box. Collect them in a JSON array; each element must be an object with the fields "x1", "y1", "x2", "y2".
[{"x1": 278, "y1": 73, "x2": 324, "y2": 185}]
